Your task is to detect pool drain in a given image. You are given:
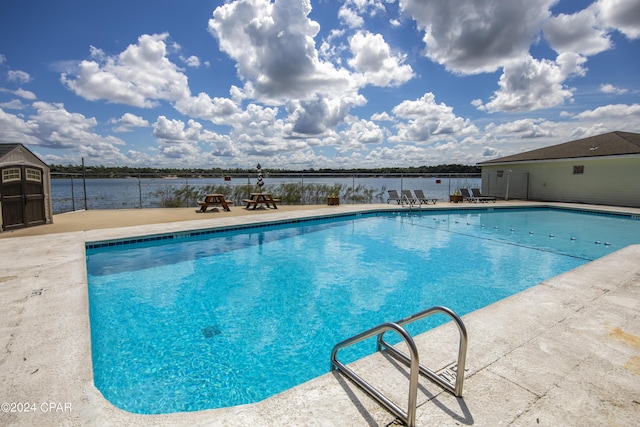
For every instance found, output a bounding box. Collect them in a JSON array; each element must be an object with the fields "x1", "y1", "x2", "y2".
[{"x1": 202, "y1": 326, "x2": 221, "y2": 338}]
